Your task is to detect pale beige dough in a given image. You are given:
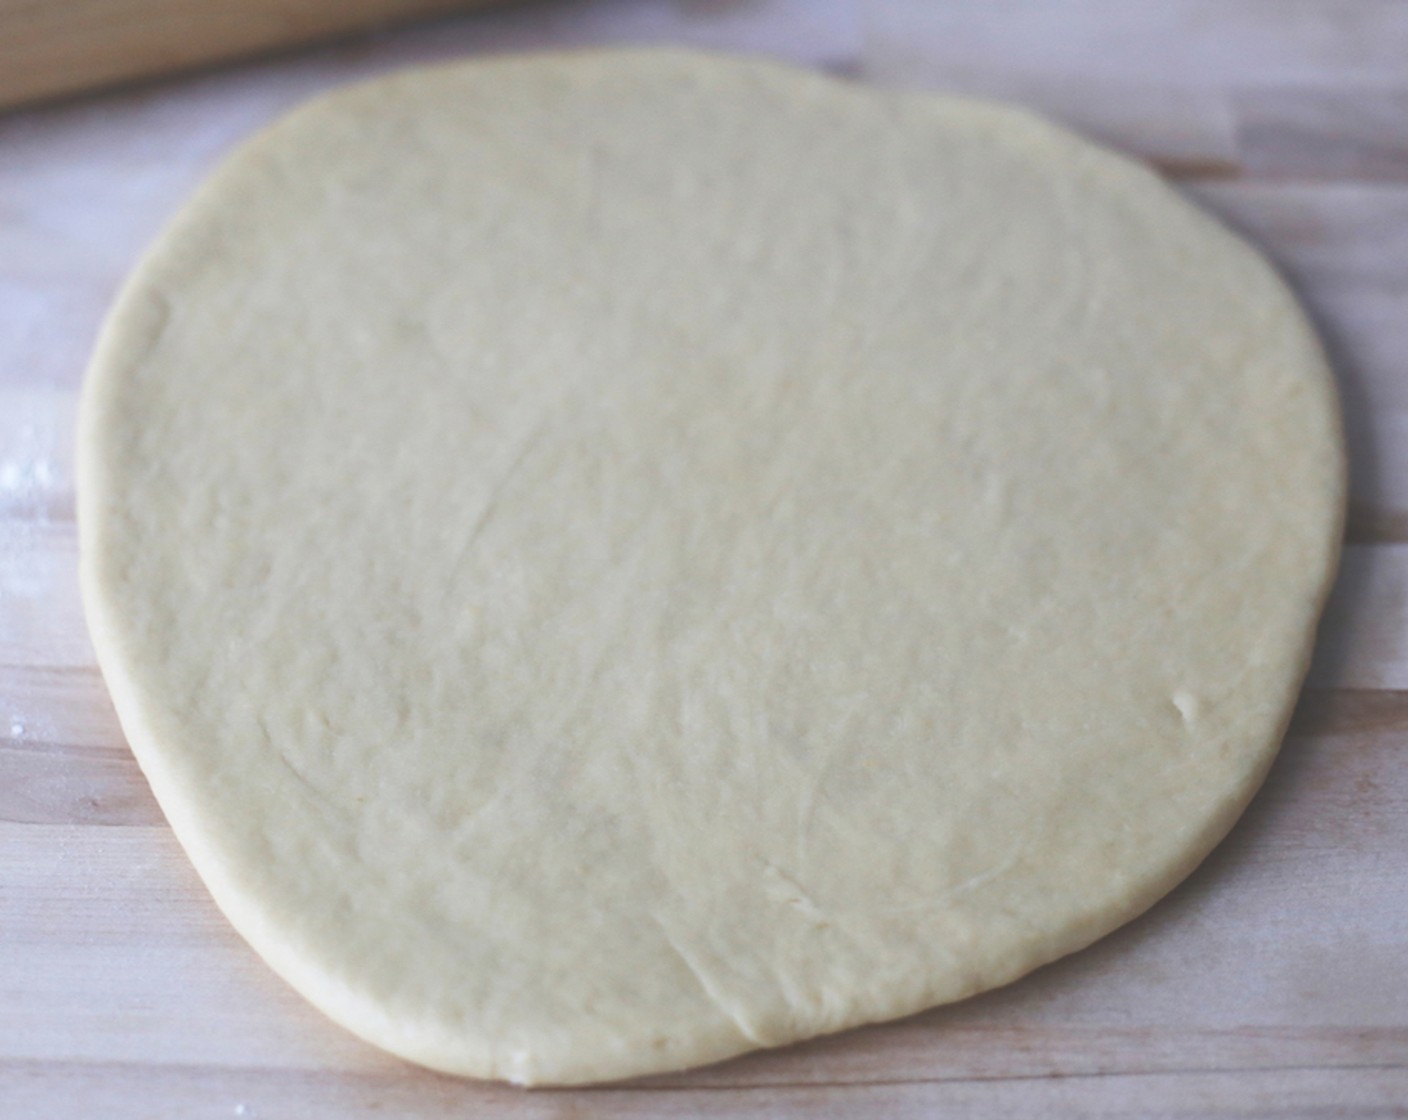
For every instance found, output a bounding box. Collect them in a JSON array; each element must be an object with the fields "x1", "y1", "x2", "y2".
[{"x1": 78, "y1": 51, "x2": 1345, "y2": 1085}]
